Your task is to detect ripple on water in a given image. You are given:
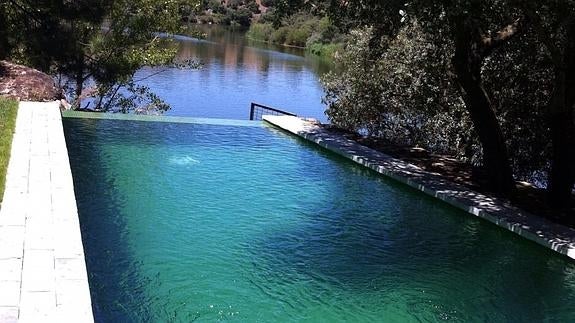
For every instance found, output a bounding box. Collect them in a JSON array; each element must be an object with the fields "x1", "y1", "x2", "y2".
[{"x1": 64, "y1": 118, "x2": 575, "y2": 322}]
